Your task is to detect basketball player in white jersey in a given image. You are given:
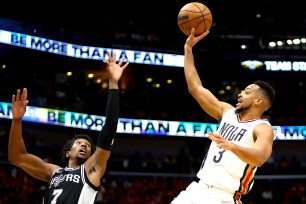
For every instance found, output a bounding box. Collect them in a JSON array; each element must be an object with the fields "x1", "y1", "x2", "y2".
[
  {"x1": 8, "y1": 51, "x2": 129, "y2": 204},
  {"x1": 171, "y1": 28, "x2": 276, "y2": 204}
]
